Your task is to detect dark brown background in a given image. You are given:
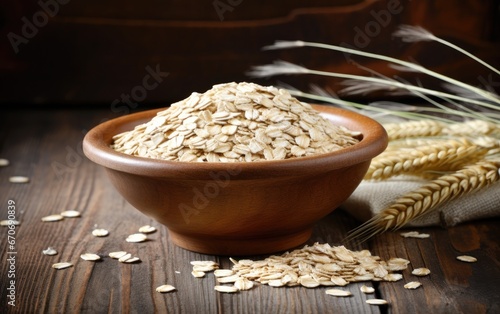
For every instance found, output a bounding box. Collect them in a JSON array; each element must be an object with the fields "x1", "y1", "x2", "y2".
[{"x1": 1, "y1": 0, "x2": 499, "y2": 107}]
